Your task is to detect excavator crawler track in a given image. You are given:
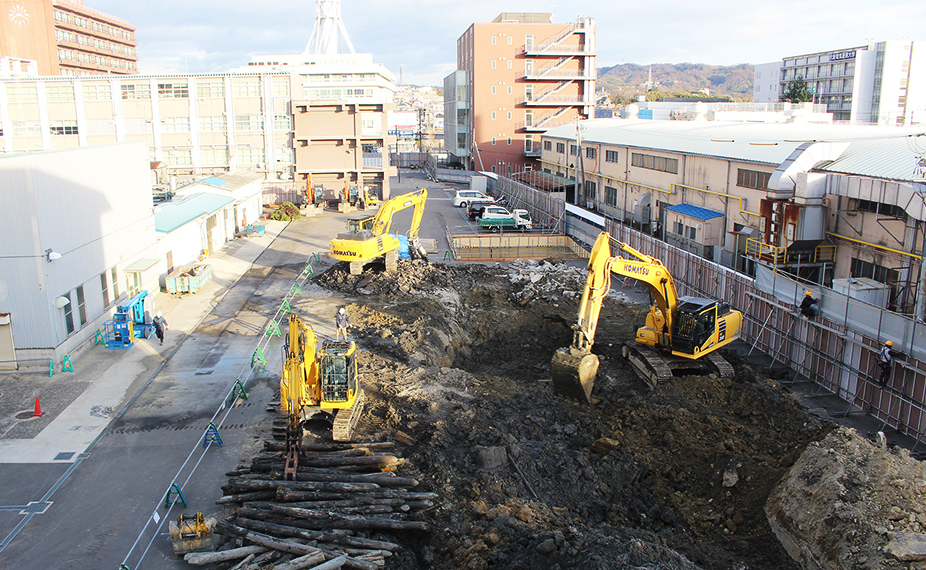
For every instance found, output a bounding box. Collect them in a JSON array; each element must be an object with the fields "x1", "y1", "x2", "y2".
[{"x1": 622, "y1": 342, "x2": 735, "y2": 388}]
